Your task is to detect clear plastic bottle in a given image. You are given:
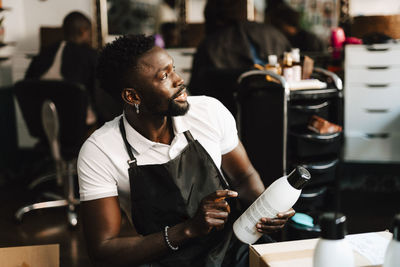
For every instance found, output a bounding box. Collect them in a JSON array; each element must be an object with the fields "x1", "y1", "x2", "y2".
[
  {"x1": 313, "y1": 212, "x2": 354, "y2": 267},
  {"x1": 383, "y1": 214, "x2": 400, "y2": 267},
  {"x1": 265, "y1": 55, "x2": 282, "y2": 75},
  {"x1": 291, "y1": 48, "x2": 302, "y2": 81},
  {"x1": 282, "y1": 51, "x2": 294, "y2": 82},
  {"x1": 233, "y1": 166, "x2": 310, "y2": 244}
]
